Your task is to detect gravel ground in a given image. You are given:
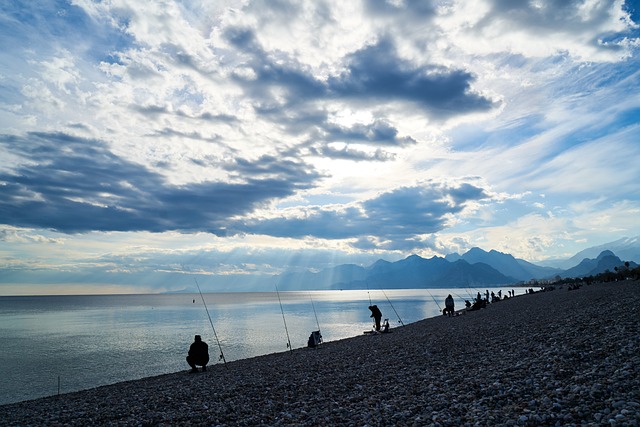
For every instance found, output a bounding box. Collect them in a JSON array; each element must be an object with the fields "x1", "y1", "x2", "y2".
[{"x1": 1, "y1": 280, "x2": 638, "y2": 426}]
